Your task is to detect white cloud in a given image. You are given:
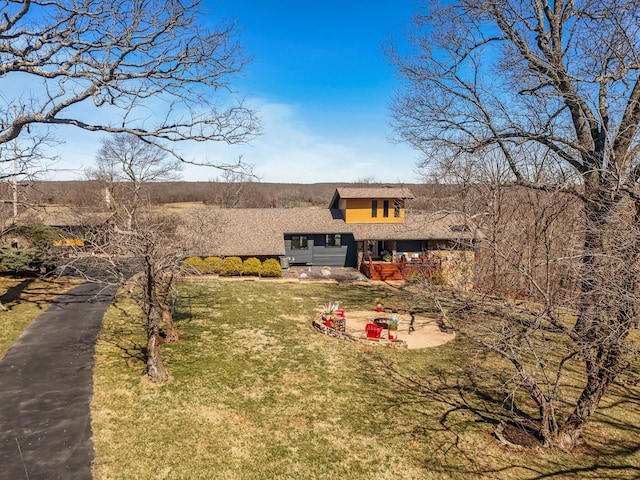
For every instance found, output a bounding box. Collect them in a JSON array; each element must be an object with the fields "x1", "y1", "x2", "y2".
[
  {"x1": 180, "y1": 99, "x2": 420, "y2": 183},
  {"x1": 34, "y1": 97, "x2": 419, "y2": 184}
]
